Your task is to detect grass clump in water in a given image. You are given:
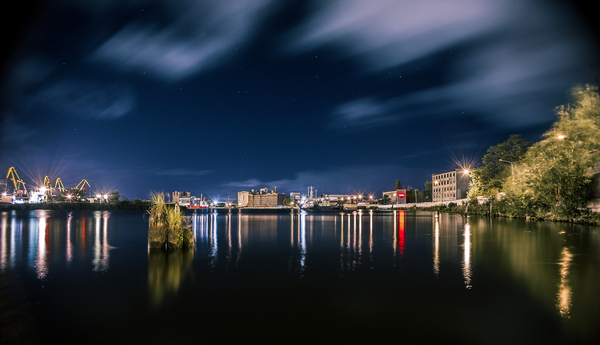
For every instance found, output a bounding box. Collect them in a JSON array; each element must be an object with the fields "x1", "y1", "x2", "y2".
[{"x1": 148, "y1": 192, "x2": 194, "y2": 249}]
